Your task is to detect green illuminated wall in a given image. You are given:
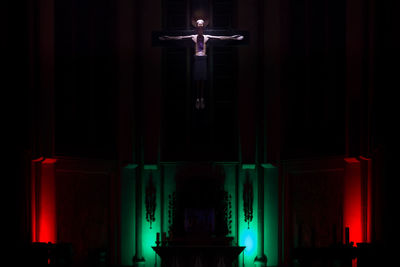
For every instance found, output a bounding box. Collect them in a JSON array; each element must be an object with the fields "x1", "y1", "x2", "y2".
[
  {"x1": 141, "y1": 168, "x2": 161, "y2": 267},
  {"x1": 263, "y1": 164, "x2": 279, "y2": 266},
  {"x1": 120, "y1": 163, "x2": 280, "y2": 266},
  {"x1": 120, "y1": 165, "x2": 137, "y2": 265},
  {"x1": 238, "y1": 168, "x2": 258, "y2": 266}
]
